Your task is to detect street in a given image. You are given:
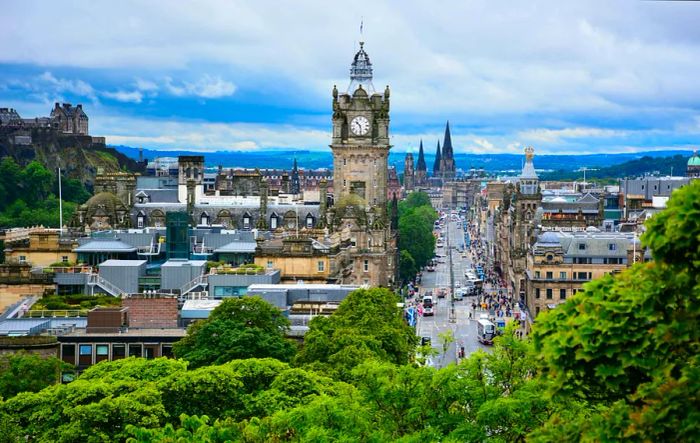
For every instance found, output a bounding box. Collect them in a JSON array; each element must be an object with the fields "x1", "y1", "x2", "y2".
[{"x1": 415, "y1": 214, "x2": 489, "y2": 368}]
